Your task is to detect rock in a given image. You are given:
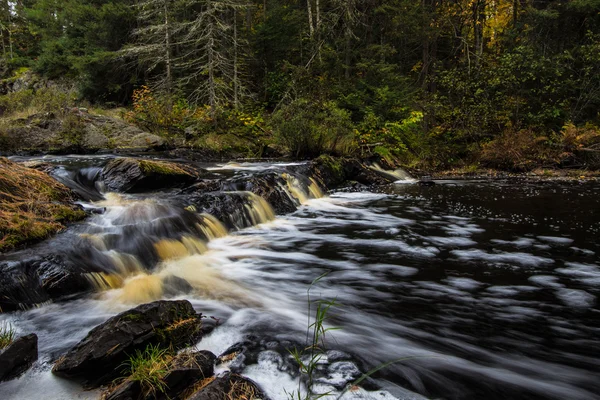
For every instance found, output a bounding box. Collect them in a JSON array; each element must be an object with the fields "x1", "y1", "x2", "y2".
[
  {"x1": 157, "y1": 350, "x2": 216, "y2": 400},
  {"x1": 0, "y1": 158, "x2": 87, "y2": 253},
  {"x1": 223, "y1": 172, "x2": 299, "y2": 214},
  {"x1": 342, "y1": 159, "x2": 395, "y2": 186},
  {"x1": 0, "y1": 110, "x2": 165, "y2": 154},
  {"x1": 0, "y1": 334, "x2": 38, "y2": 382},
  {"x1": 0, "y1": 246, "x2": 117, "y2": 312},
  {"x1": 305, "y1": 155, "x2": 346, "y2": 188},
  {"x1": 104, "y1": 350, "x2": 215, "y2": 400},
  {"x1": 52, "y1": 300, "x2": 203, "y2": 387},
  {"x1": 184, "y1": 191, "x2": 275, "y2": 231},
  {"x1": 101, "y1": 158, "x2": 202, "y2": 193},
  {"x1": 187, "y1": 373, "x2": 267, "y2": 400},
  {"x1": 105, "y1": 379, "x2": 142, "y2": 400}
]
